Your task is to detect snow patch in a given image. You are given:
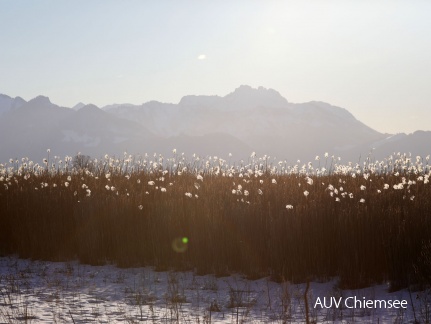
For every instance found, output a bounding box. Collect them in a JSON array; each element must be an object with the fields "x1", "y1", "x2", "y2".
[{"x1": 0, "y1": 257, "x2": 424, "y2": 323}]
